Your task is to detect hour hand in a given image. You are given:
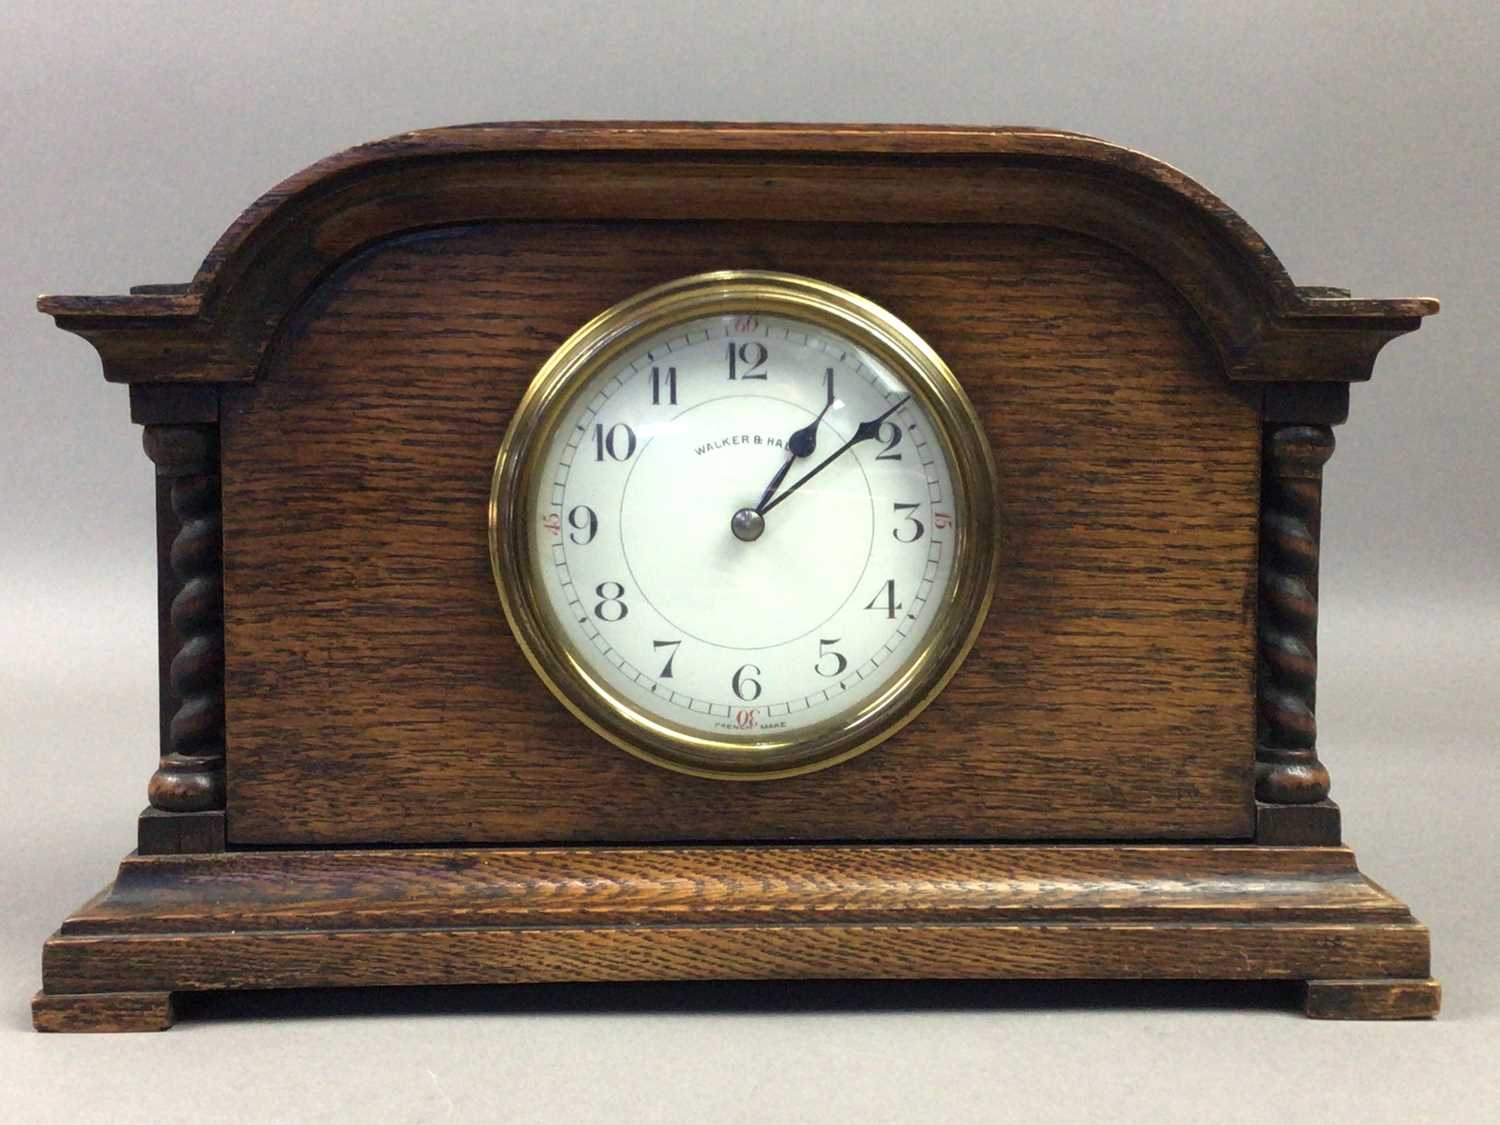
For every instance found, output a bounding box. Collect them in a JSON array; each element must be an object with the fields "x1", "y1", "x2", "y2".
[
  {"x1": 753, "y1": 368, "x2": 836, "y2": 513},
  {"x1": 787, "y1": 368, "x2": 836, "y2": 458},
  {"x1": 753, "y1": 453, "x2": 797, "y2": 514}
]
